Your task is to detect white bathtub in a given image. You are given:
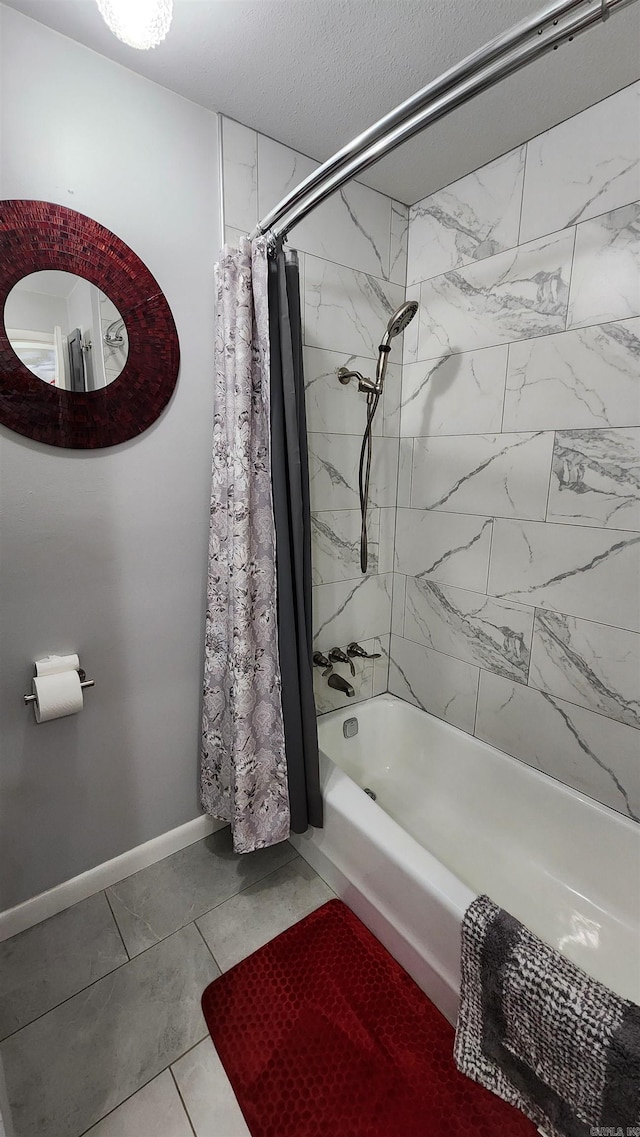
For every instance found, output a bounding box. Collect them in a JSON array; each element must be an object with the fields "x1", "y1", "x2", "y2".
[{"x1": 290, "y1": 693, "x2": 639, "y2": 1025}]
